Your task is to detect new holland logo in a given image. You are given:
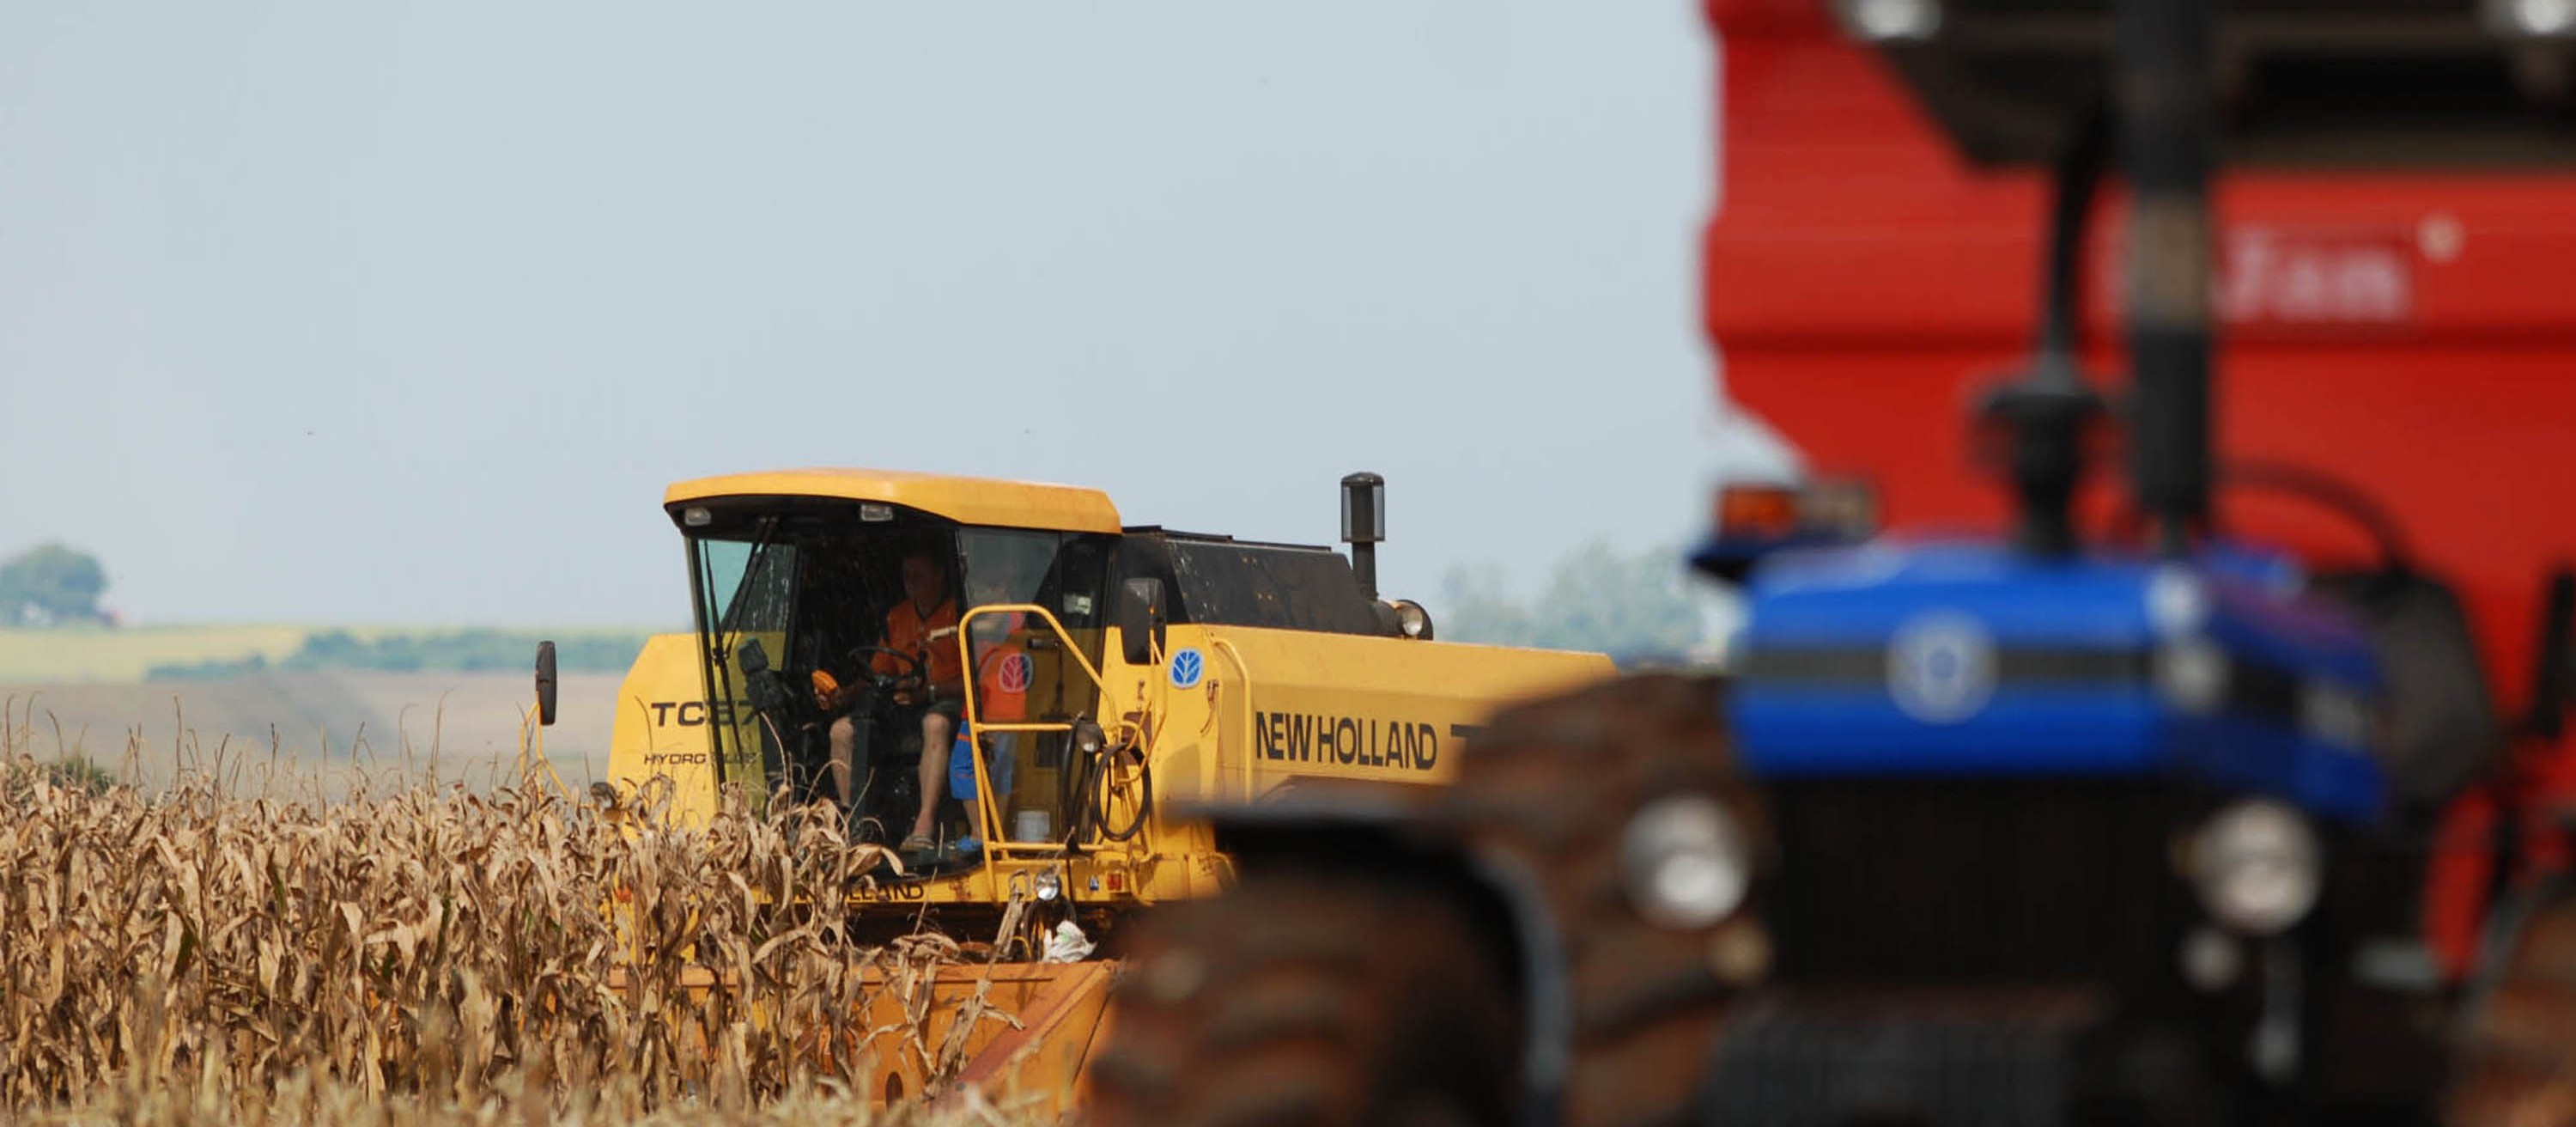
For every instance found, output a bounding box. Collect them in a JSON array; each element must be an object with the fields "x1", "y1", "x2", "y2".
[
  {"x1": 1169, "y1": 647, "x2": 1205, "y2": 690},
  {"x1": 1886, "y1": 611, "x2": 1996, "y2": 724},
  {"x1": 996, "y1": 651, "x2": 1033, "y2": 693}
]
